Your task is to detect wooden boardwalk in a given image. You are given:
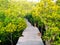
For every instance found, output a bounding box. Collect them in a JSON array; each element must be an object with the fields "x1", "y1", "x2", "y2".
[{"x1": 16, "y1": 19, "x2": 44, "y2": 45}]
